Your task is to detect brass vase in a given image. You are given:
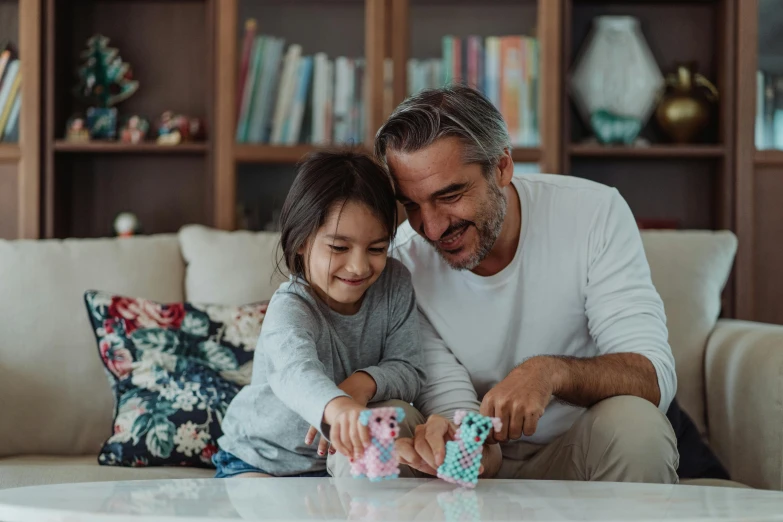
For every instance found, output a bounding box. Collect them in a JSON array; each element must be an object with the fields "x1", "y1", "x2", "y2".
[{"x1": 655, "y1": 63, "x2": 718, "y2": 144}]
